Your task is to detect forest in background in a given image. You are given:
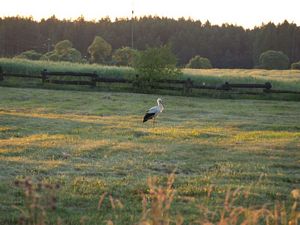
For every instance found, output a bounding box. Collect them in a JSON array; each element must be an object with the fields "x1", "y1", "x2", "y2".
[{"x1": 0, "y1": 16, "x2": 300, "y2": 68}]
